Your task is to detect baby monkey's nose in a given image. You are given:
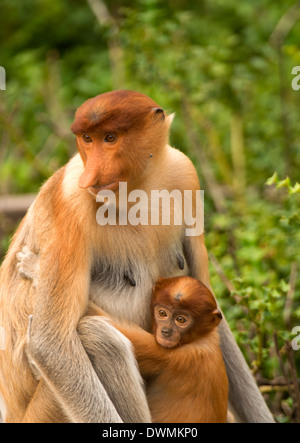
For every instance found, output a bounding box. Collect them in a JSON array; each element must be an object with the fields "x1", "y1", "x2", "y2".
[{"x1": 161, "y1": 328, "x2": 172, "y2": 337}]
